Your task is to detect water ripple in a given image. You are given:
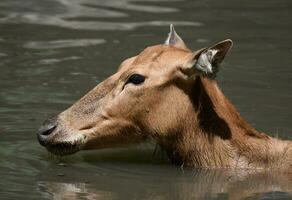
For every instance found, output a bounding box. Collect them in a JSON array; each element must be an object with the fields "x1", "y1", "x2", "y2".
[
  {"x1": 1, "y1": 13, "x2": 202, "y2": 31},
  {"x1": 0, "y1": 0, "x2": 201, "y2": 31},
  {"x1": 24, "y1": 39, "x2": 105, "y2": 49},
  {"x1": 38, "y1": 56, "x2": 82, "y2": 65}
]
